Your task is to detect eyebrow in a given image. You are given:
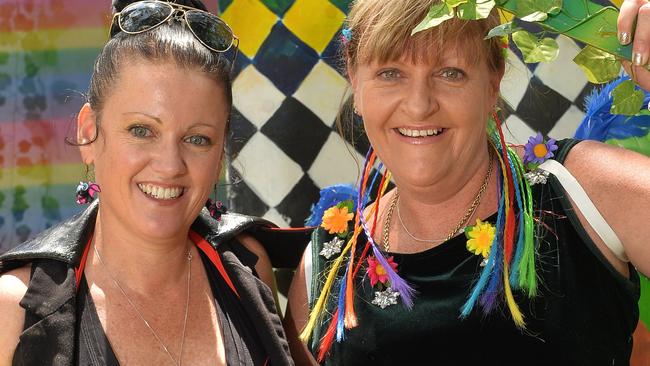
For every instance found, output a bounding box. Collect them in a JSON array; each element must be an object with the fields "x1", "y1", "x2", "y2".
[
  {"x1": 123, "y1": 112, "x2": 220, "y2": 130},
  {"x1": 123, "y1": 112, "x2": 162, "y2": 124}
]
